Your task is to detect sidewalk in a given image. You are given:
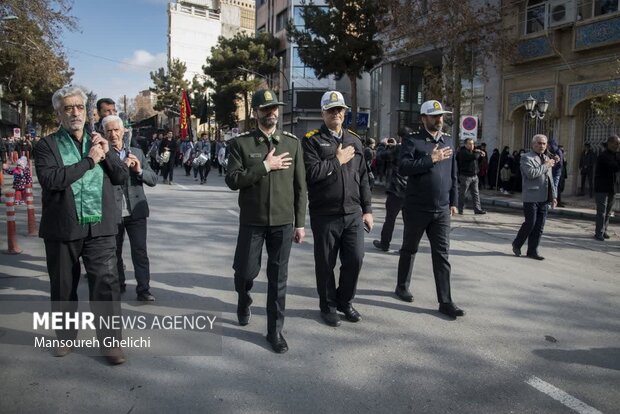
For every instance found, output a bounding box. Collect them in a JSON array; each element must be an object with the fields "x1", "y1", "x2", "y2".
[{"x1": 372, "y1": 182, "x2": 616, "y2": 222}]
